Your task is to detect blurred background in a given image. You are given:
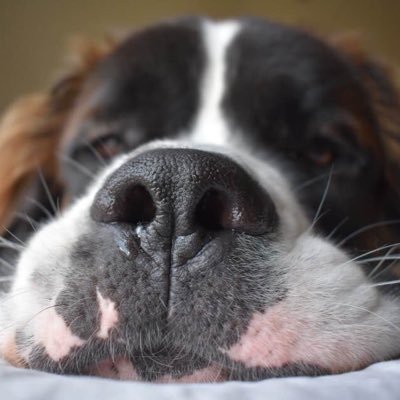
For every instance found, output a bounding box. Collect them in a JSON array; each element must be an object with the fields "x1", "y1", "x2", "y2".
[{"x1": 1, "y1": 0, "x2": 399, "y2": 111}]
